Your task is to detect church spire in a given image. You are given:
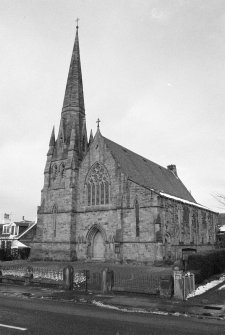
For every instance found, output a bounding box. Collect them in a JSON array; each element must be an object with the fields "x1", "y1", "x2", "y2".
[{"x1": 62, "y1": 23, "x2": 85, "y2": 113}]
